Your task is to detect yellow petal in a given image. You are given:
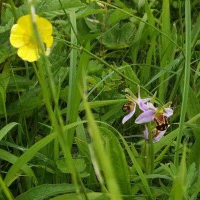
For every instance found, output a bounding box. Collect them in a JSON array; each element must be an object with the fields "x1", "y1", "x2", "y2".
[
  {"x1": 37, "y1": 17, "x2": 53, "y2": 35},
  {"x1": 10, "y1": 24, "x2": 25, "y2": 48},
  {"x1": 17, "y1": 45, "x2": 39, "y2": 62},
  {"x1": 37, "y1": 17, "x2": 53, "y2": 47},
  {"x1": 44, "y1": 35, "x2": 53, "y2": 48},
  {"x1": 17, "y1": 14, "x2": 35, "y2": 35}
]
